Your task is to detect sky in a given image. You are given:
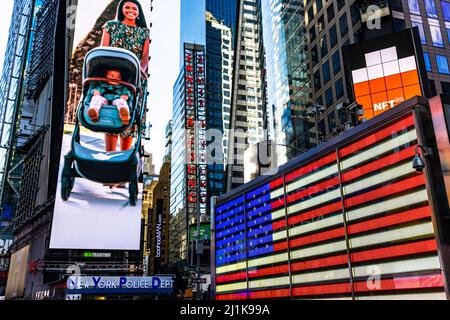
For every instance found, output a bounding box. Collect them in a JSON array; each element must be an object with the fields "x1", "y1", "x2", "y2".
[{"x1": 0, "y1": 0, "x2": 180, "y2": 173}]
